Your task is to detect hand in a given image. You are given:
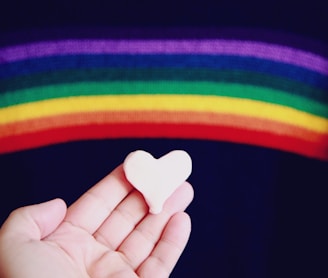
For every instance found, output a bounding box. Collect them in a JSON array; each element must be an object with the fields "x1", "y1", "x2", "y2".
[{"x1": 0, "y1": 165, "x2": 194, "y2": 278}]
